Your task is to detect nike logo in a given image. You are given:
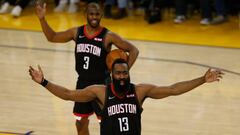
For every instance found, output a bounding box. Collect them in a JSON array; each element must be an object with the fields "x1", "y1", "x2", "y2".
[
  {"x1": 79, "y1": 35, "x2": 85, "y2": 38},
  {"x1": 108, "y1": 96, "x2": 115, "y2": 100}
]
